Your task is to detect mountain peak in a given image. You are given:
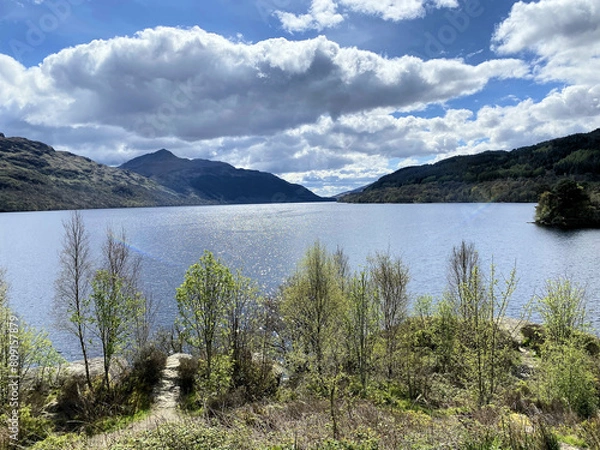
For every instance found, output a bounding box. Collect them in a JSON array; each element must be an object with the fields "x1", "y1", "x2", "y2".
[
  {"x1": 121, "y1": 150, "x2": 331, "y2": 204},
  {"x1": 152, "y1": 148, "x2": 177, "y2": 159}
]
